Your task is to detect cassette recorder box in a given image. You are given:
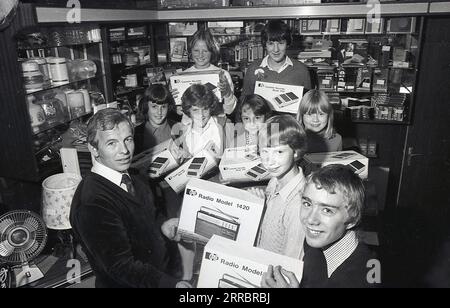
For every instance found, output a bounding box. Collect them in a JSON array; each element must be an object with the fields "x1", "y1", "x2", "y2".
[
  {"x1": 130, "y1": 139, "x2": 179, "y2": 178},
  {"x1": 177, "y1": 179, "x2": 264, "y2": 245},
  {"x1": 254, "y1": 81, "x2": 304, "y2": 114},
  {"x1": 301, "y1": 150, "x2": 369, "y2": 179},
  {"x1": 164, "y1": 146, "x2": 218, "y2": 194},
  {"x1": 197, "y1": 235, "x2": 303, "y2": 288},
  {"x1": 169, "y1": 70, "x2": 221, "y2": 105},
  {"x1": 219, "y1": 146, "x2": 270, "y2": 182}
]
